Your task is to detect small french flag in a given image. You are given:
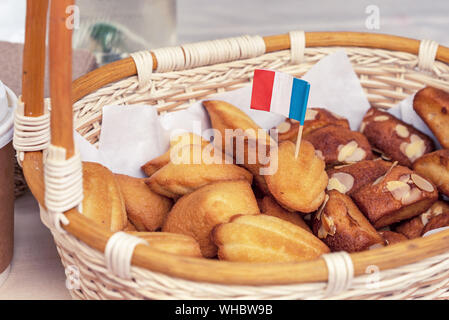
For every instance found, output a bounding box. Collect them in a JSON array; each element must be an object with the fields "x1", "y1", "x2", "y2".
[{"x1": 250, "y1": 69, "x2": 310, "y2": 124}]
